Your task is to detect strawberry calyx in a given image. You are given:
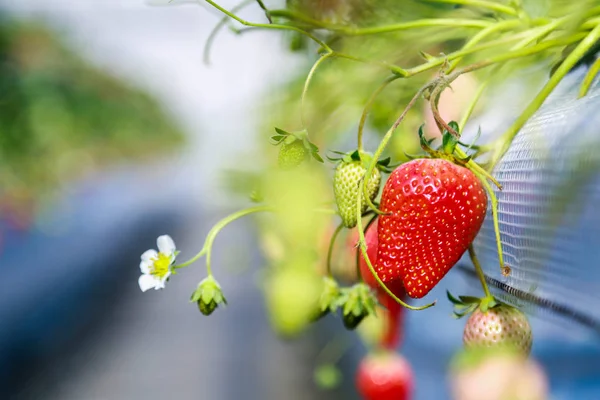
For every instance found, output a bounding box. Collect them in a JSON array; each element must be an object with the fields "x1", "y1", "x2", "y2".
[
  {"x1": 417, "y1": 123, "x2": 470, "y2": 165},
  {"x1": 447, "y1": 290, "x2": 498, "y2": 319},
  {"x1": 327, "y1": 149, "x2": 397, "y2": 173},
  {"x1": 271, "y1": 126, "x2": 324, "y2": 164},
  {"x1": 190, "y1": 276, "x2": 228, "y2": 316},
  {"x1": 338, "y1": 283, "x2": 378, "y2": 330},
  {"x1": 312, "y1": 276, "x2": 343, "y2": 321},
  {"x1": 411, "y1": 122, "x2": 502, "y2": 189}
]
